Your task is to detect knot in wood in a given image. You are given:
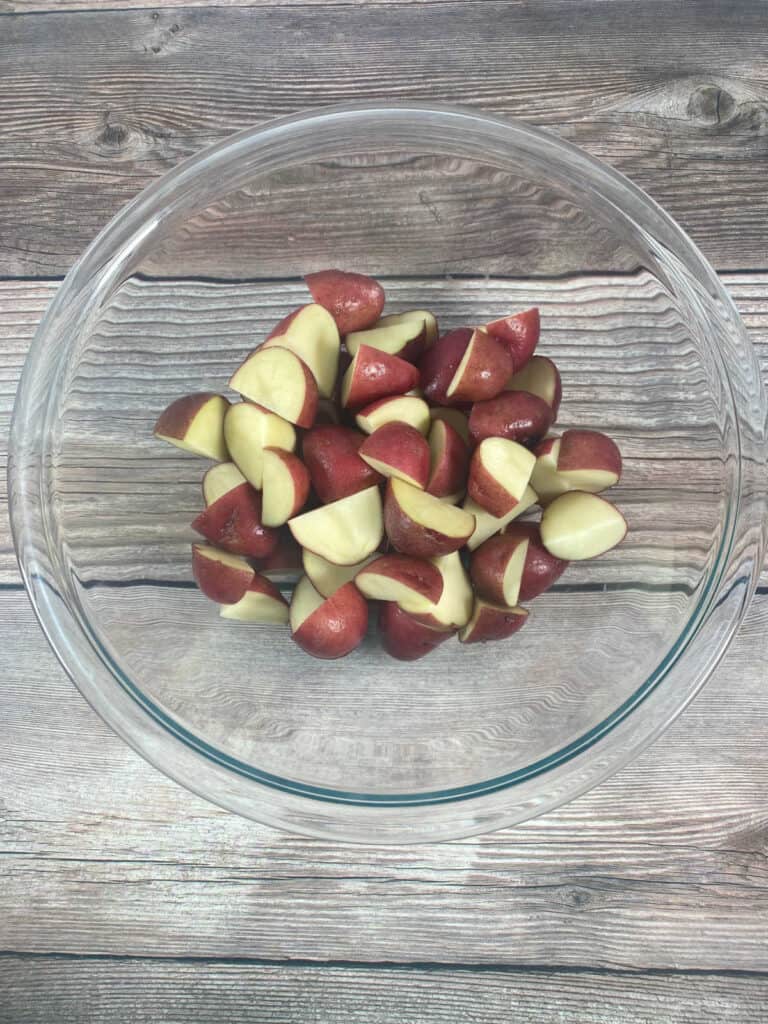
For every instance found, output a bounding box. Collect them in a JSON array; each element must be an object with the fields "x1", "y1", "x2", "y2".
[
  {"x1": 687, "y1": 84, "x2": 736, "y2": 126},
  {"x1": 99, "y1": 119, "x2": 130, "y2": 149}
]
